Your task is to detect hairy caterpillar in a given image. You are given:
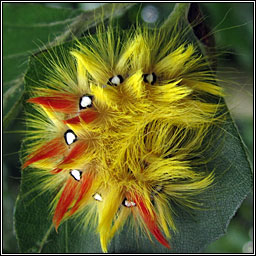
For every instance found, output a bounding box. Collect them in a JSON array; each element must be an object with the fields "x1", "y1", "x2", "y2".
[{"x1": 21, "y1": 6, "x2": 226, "y2": 253}]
